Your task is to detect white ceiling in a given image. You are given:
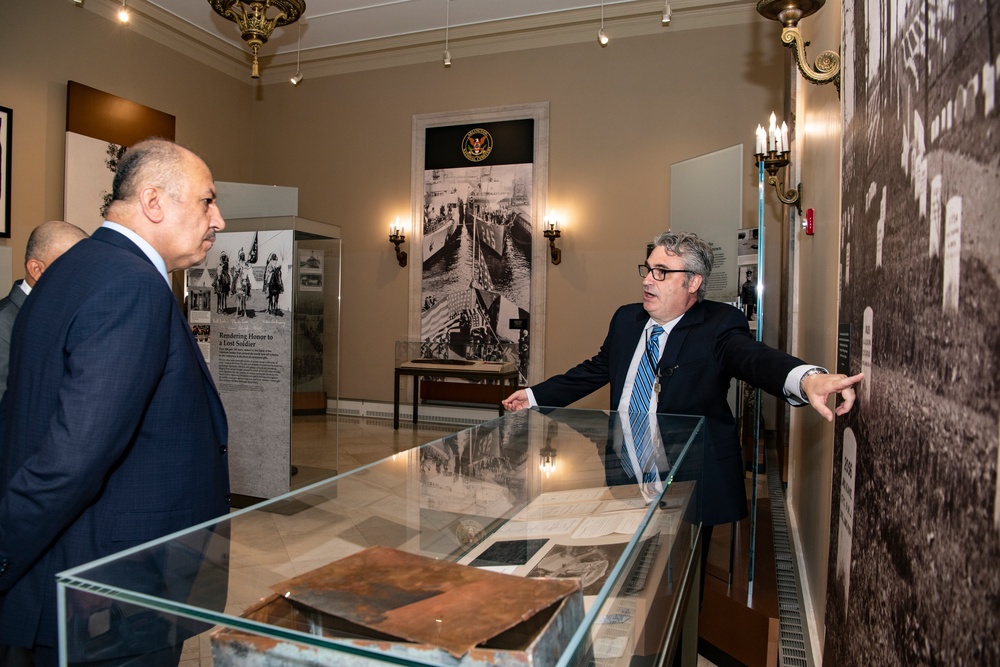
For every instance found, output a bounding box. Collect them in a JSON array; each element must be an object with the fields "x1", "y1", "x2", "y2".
[
  {"x1": 148, "y1": 0, "x2": 651, "y2": 54},
  {"x1": 87, "y1": 0, "x2": 763, "y2": 81}
]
